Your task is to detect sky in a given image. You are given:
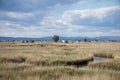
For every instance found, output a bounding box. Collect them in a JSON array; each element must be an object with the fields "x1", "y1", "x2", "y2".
[{"x1": 0, "y1": 0, "x2": 120, "y2": 37}]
